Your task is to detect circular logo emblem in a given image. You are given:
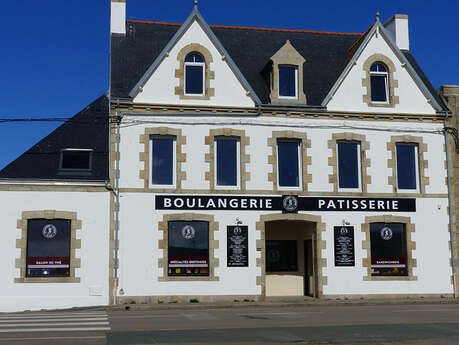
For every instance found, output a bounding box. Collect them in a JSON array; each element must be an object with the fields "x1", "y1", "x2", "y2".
[
  {"x1": 340, "y1": 227, "x2": 349, "y2": 235},
  {"x1": 283, "y1": 196, "x2": 298, "y2": 212},
  {"x1": 42, "y1": 224, "x2": 57, "y2": 239},
  {"x1": 380, "y1": 227, "x2": 393, "y2": 241},
  {"x1": 181, "y1": 225, "x2": 196, "y2": 240},
  {"x1": 233, "y1": 226, "x2": 242, "y2": 236}
]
